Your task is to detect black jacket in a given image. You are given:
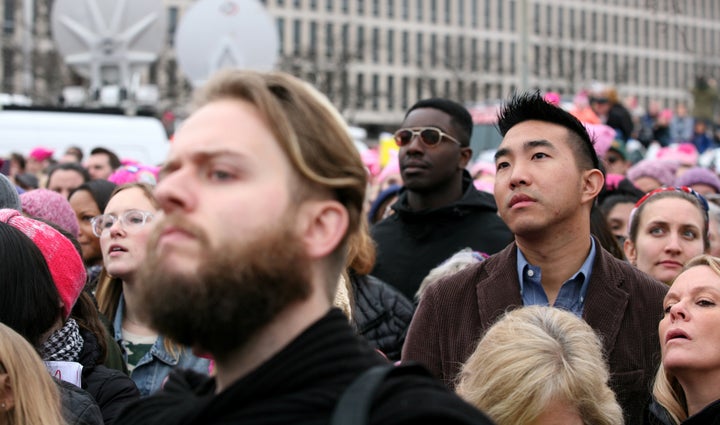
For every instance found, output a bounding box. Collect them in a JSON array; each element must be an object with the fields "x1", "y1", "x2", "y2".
[
  {"x1": 113, "y1": 309, "x2": 493, "y2": 425},
  {"x1": 56, "y1": 378, "x2": 104, "y2": 425},
  {"x1": 78, "y1": 328, "x2": 140, "y2": 425},
  {"x1": 371, "y1": 171, "x2": 513, "y2": 300},
  {"x1": 646, "y1": 398, "x2": 720, "y2": 425},
  {"x1": 350, "y1": 272, "x2": 414, "y2": 361}
]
